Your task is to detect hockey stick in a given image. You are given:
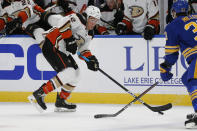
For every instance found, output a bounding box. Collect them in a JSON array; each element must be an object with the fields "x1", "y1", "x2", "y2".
[
  {"x1": 100, "y1": 18, "x2": 116, "y2": 29},
  {"x1": 98, "y1": 68, "x2": 172, "y2": 114},
  {"x1": 94, "y1": 81, "x2": 159, "y2": 118},
  {"x1": 77, "y1": 52, "x2": 172, "y2": 114}
]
